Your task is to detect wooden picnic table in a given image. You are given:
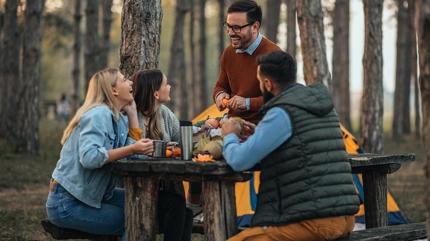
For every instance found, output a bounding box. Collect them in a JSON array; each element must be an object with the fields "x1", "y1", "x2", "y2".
[
  {"x1": 109, "y1": 158, "x2": 251, "y2": 241},
  {"x1": 108, "y1": 153, "x2": 414, "y2": 241},
  {"x1": 348, "y1": 153, "x2": 415, "y2": 228}
]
